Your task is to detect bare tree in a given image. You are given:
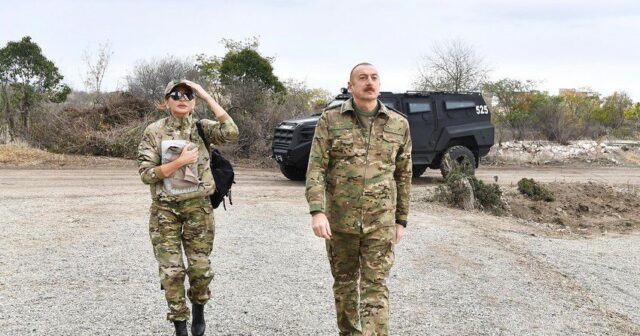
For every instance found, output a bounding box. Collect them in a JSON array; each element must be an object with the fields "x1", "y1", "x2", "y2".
[
  {"x1": 83, "y1": 42, "x2": 113, "y2": 95},
  {"x1": 414, "y1": 39, "x2": 490, "y2": 92},
  {"x1": 126, "y1": 56, "x2": 199, "y2": 102}
]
